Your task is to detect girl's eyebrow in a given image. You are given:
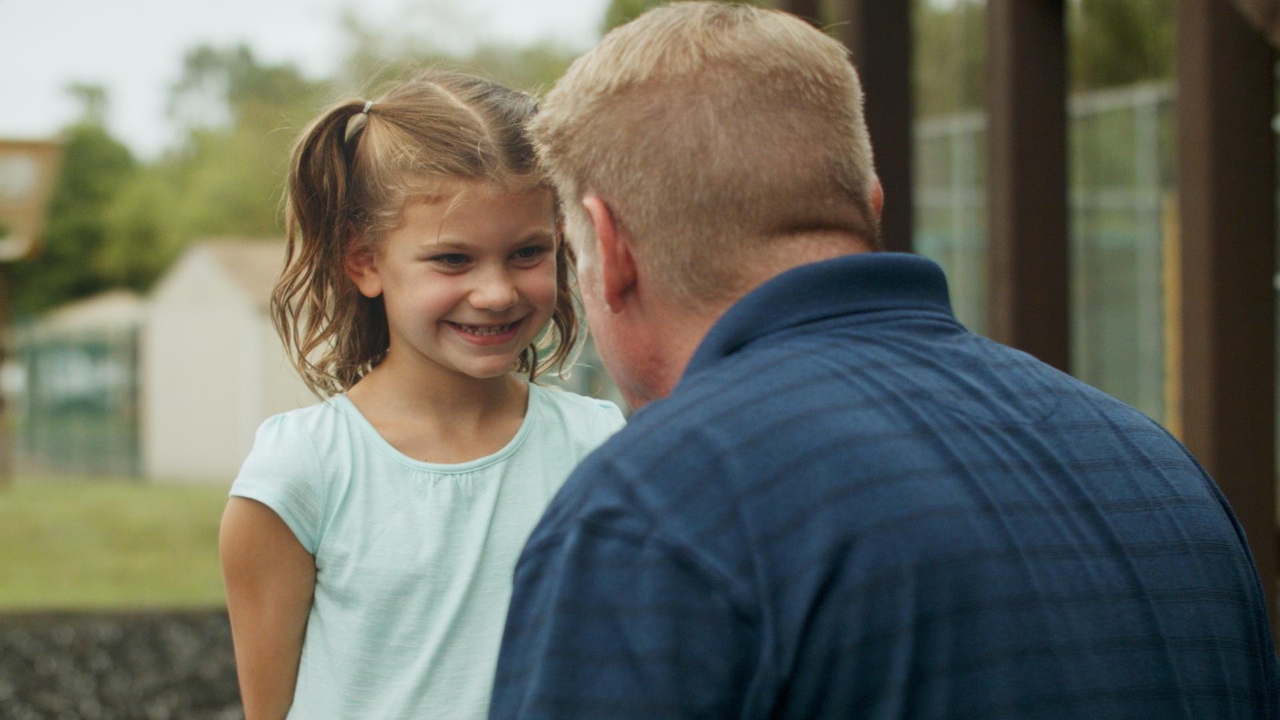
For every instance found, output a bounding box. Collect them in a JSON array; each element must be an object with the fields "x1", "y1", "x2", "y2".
[
  {"x1": 423, "y1": 231, "x2": 556, "y2": 251},
  {"x1": 420, "y1": 240, "x2": 472, "y2": 251}
]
